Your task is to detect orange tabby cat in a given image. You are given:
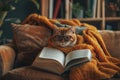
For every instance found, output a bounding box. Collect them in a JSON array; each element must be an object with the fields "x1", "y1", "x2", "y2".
[{"x1": 49, "y1": 26, "x2": 77, "y2": 47}]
